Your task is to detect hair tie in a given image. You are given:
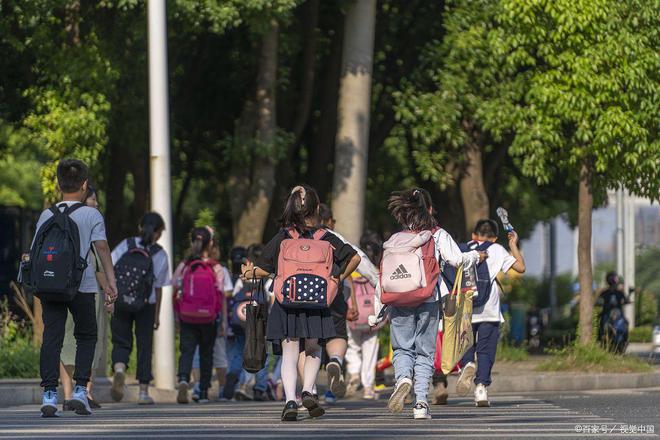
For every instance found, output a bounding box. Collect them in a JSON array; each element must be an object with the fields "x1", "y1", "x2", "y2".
[
  {"x1": 291, "y1": 186, "x2": 306, "y2": 206},
  {"x1": 413, "y1": 189, "x2": 420, "y2": 196}
]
